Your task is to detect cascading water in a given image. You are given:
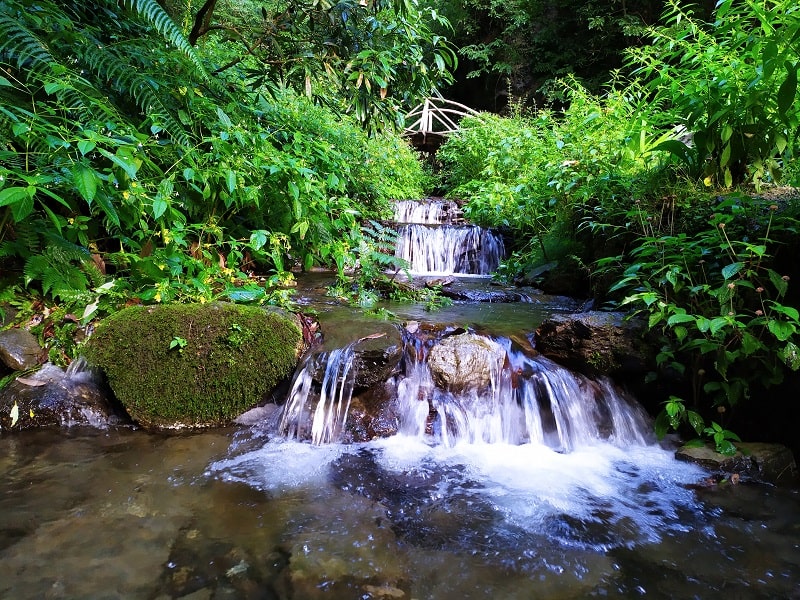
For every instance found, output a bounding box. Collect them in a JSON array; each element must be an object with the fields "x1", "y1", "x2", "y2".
[
  {"x1": 275, "y1": 328, "x2": 652, "y2": 451},
  {"x1": 278, "y1": 343, "x2": 357, "y2": 445},
  {"x1": 394, "y1": 198, "x2": 505, "y2": 276}
]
